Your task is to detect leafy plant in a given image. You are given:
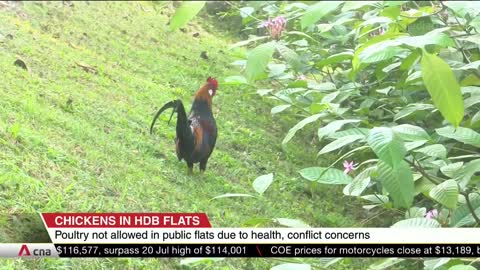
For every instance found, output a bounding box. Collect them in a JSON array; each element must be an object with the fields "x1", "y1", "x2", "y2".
[
  {"x1": 222, "y1": 1, "x2": 480, "y2": 268},
  {"x1": 169, "y1": 1, "x2": 480, "y2": 268}
]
